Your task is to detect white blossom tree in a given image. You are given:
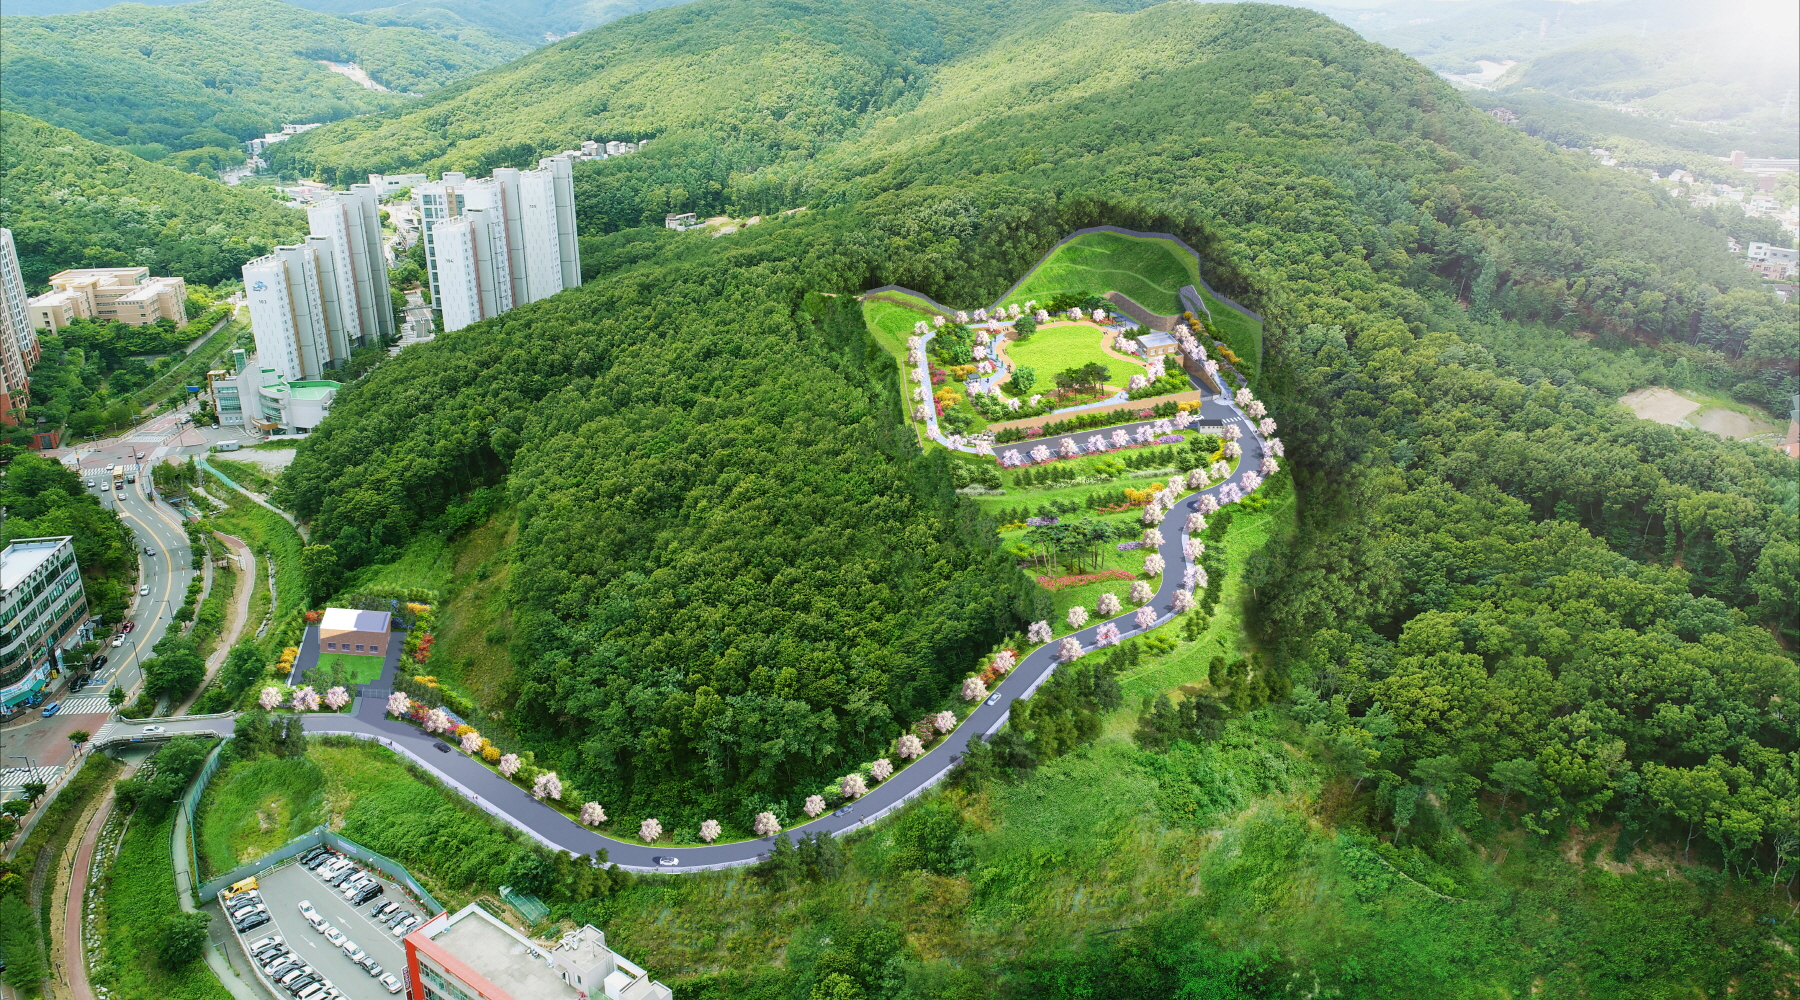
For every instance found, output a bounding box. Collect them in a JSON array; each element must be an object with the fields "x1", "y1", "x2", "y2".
[
  {"x1": 499, "y1": 753, "x2": 521, "y2": 777},
  {"x1": 1058, "y1": 438, "x2": 1080, "y2": 458},
  {"x1": 896, "y1": 734, "x2": 925, "y2": 759},
  {"x1": 1241, "y1": 471, "x2": 1264, "y2": 493},
  {"x1": 1267, "y1": 438, "x2": 1284, "y2": 457},
  {"x1": 293, "y1": 686, "x2": 322, "y2": 712},
  {"x1": 1223, "y1": 440, "x2": 1242, "y2": 458},
  {"x1": 640, "y1": 818, "x2": 663, "y2": 842},
  {"x1": 956, "y1": 311, "x2": 970, "y2": 323},
  {"x1": 1092, "y1": 309, "x2": 1107, "y2": 322},
  {"x1": 1058, "y1": 637, "x2": 1084, "y2": 661},
  {"x1": 842, "y1": 773, "x2": 869, "y2": 799},
  {"x1": 754, "y1": 812, "x2": 781, "y2": 836},
  {"x1": 533, "y1": 772, "x2": 563, "y2": 801},
  {"x1": 871, "y1": 758, "x2": 894, "y2": 782},
  {"x1": 461, "y1": 731, "x2": 482, "y2": 754},
  {"x1": 907, "y1": 349, "x2": 921, "y2": 366},
  {"x1": 324, "y1": 686, "x2": 350, "y2": 711},
  {"x1": 700, "y1": 819, "x2": 722, "y2": 842},
  {"x1": 1172, "y1": 589, "x2": 1196, "y2": 613},
  {"x1": 913, "y1": 321, "x2": 929, "y2": 336},
  {"x1": 912, "y1": 385, "x2": 925, "y2": 402},
  {"x1": 1141, "y1": 504, "x2": 1163, "y2": 526},
  {"x1": 261, "y1": 686, "x2": 283, "y2": 711},
  {"x1": 1030, "y1": 444, "x2": 1052, "y2": 463},
  {"x1": 1261, "y1": 455, "x2": 1279, "y2": 475},
  {"x1": 1002, "y1": 449, "x2": 1023, "y2": 466},
  {"x1": 1006, "y1": 397, "x2": 1022, "y2": 412},
  {"x1": 1135, "y1": 425, "x2": 1154, "y2": 444},
  {"x1": 1142, "y1": 527, "x2": 1164, "y2": 546},
  {"x1": 1028, "y1": 620, "x2": 1053, "y2": 644},
  {"x1": 1197, "y1": 494, "x2": 1220, "y2": 515},
  {"x1": 1130, "y1": 579, "x2": 1154, "y2": 604},
  {"x1": 1144, "y1": 553, "x2": 1165, "y2": 576},
  {"x1": 580, "y1": 802, "x2": 607, "y2": 826},
  {"x1": 1135, "y1": 606, "x2": 1157, "y2": 631},
  {"x1": 1175, "y1": 410, "x2": 1195, "y2": 429},
  {"x1": 1068, "y1": 307, "x2": 1082, "y2": 321},
  {"x1": 974, "y1": 329, "x2": 990, "y2": 345},
  {"x1": 1259, "y1": 418, "x2": 1277, "y2": 436},
  {"x1": 934, "y1": 314, "x2": 946, "y2": 328},
  {"x1": 425, "y1": 706, "x2": 451, "y2": 732},
  {"x1": 1151, "y1": 419, "x2": 1172, "y2": 436},
  {"x1": 1203, "y1": 359, "x2": 1220, "y2": 379},
  {"x1": 1094, "y1": 622, "x2": 1121, "y2": 647},
  {"x1": 1183, "y1": 537, "x2": 1202, "y2": 560},
  {"x1": 914, "y1": 404, "x2": 930, "y2": 421},
  {"x1": 805, "y1": 794, "x2": 828, "y2": 817},
  {"x1": 1186, "y1": 468, "x2": 1210, "y2": 489},
  {"x1": 1029, "y1": 393, "x2": 1044, "y2": 407},
  {"x1": 962, "y1": 676, "x2": 988, "y2": 701},
  {"x1": 1009, "y1": 303, "x2": 1023, "y2": 318},
  {"x1": 1210, "y1": 460, "x2": 1231, "y2": 480},
  {"x1": 1190, "y1": 566, "x2": 1210, "y2": 591},
  {"x1": 974, "y1": 308, "x2": 988, "y2": 321},
  {"x1": 1219, "y1": 482, "x2": 1243, "y2": 504},
  {"x1": 974, "y1": 440, "x2": 993, "y2": 457},
  {"x1": 1221, "y1": 423, "x2": 1241, "y2": 441},
  {"x1": 1067, "y1": 605, "x2": 1089, "y2": 629},
  {"x1": 1247, "y1": 400, "x2": 1267, "y2": 418},
  {"x1": 1128, "y1": 374, "x2": 1149, "y2": 392},
  {"x1": 1112, "y1": 429, "x2": 1130, "y2": 448},
  {"x1": 1035, "y1": 309, "x2": 1050, "y2": 323},
  {"x1": 385, "y1": 691, "x2": 411, "y2": 717},
  {"x1": 1186, "y1": 512, "x2": 1207, "y2": 534},
  {"x1": 1086, "y1": 435, "x2": 1107, "y2": 453},
  {"x1": 973, "y1": 345, "x2": 988, "y2": 360},
  {"x1": 1097, "y1": 592, "x2": 1122, "y2": 616},
  {"x1": 1235, "y1": 387, "x2": 1254, "y2": 407}
]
